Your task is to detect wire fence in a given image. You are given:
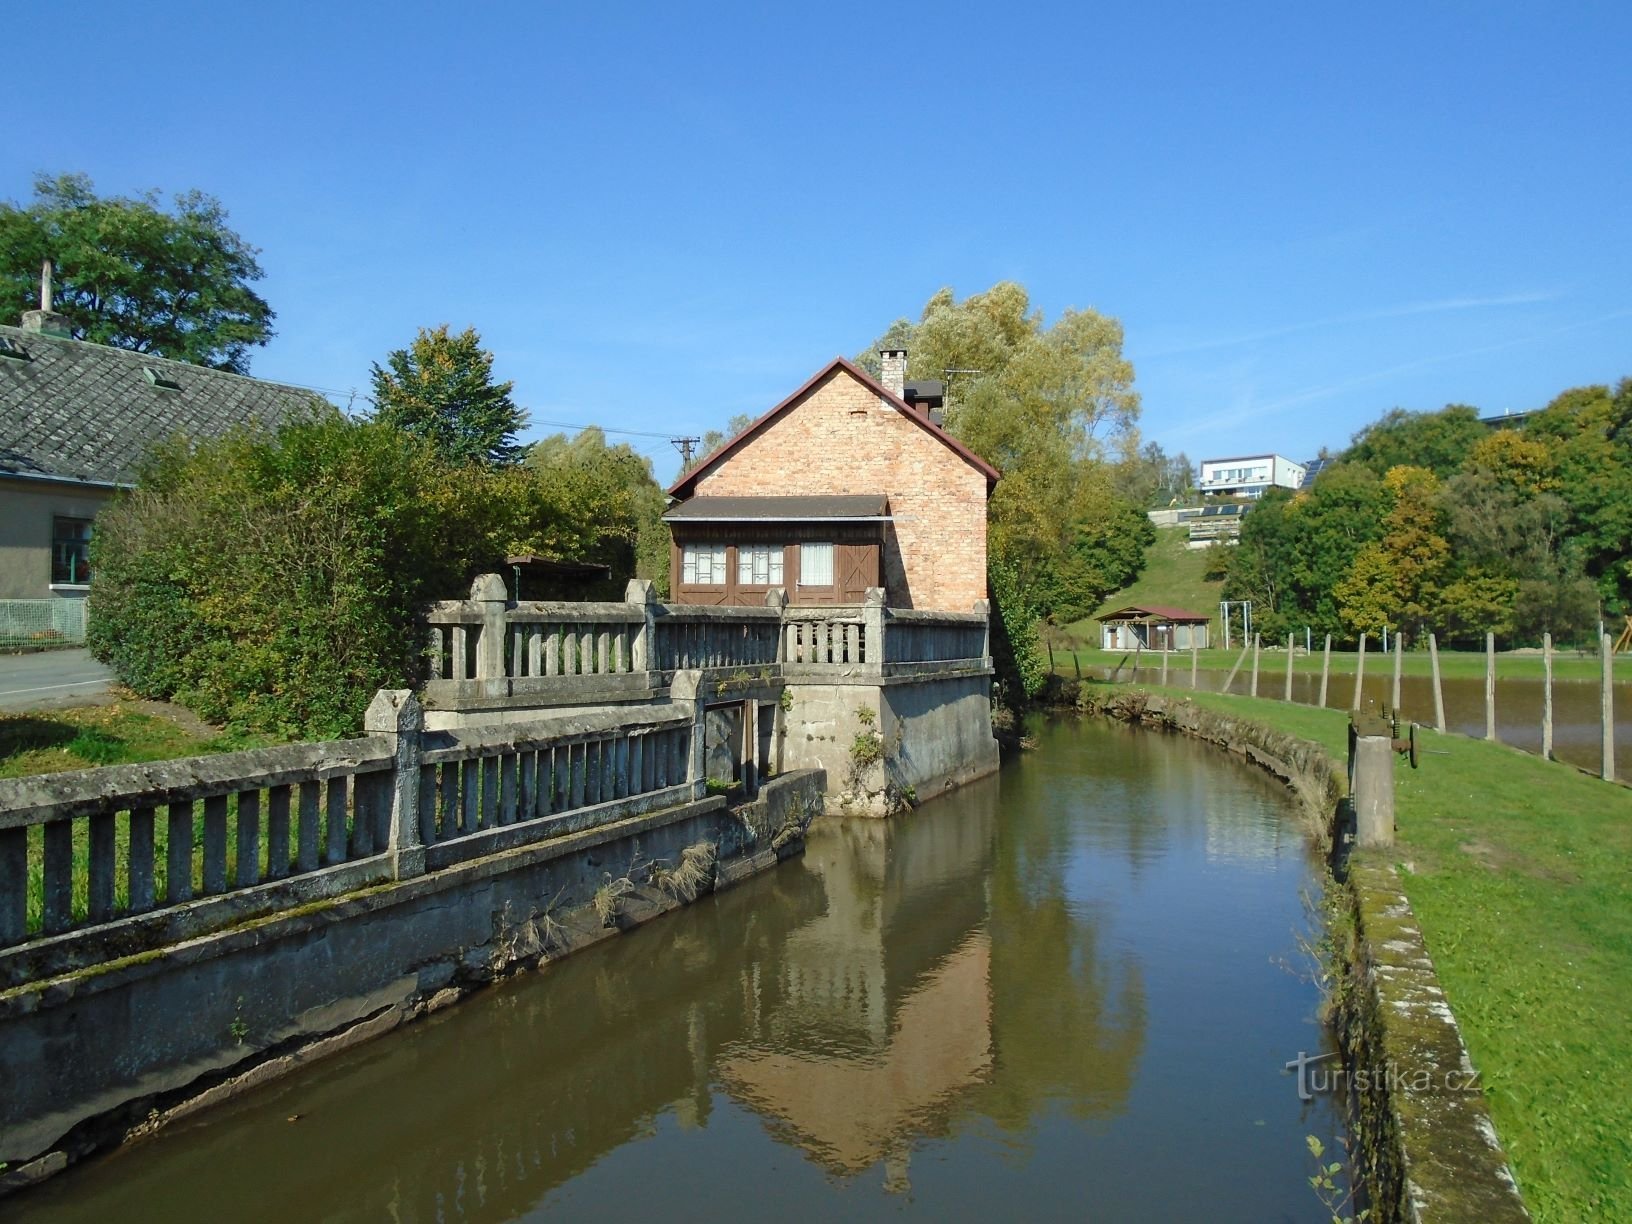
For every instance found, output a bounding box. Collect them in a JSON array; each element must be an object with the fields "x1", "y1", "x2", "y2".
[{"x1": 0, "y1": 599, "x2": 88, "y2": 649}]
